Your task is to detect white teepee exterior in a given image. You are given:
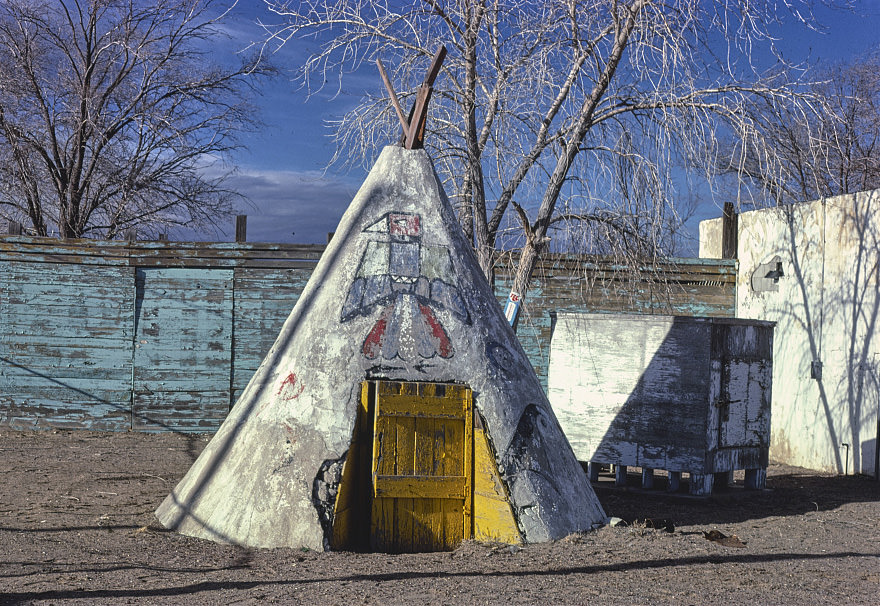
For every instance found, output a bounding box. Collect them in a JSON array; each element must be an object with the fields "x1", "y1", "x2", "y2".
[{"x1": 156, "y1": 146, "x2": 606, "y2": 549}]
